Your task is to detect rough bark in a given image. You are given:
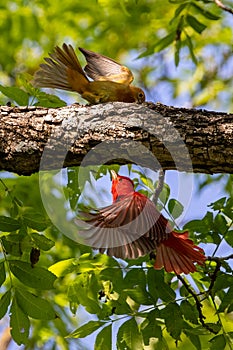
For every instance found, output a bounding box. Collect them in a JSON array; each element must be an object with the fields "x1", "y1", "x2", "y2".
[{"x1": 0, "y1": 102, "x2": 232, "y2": 175}]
